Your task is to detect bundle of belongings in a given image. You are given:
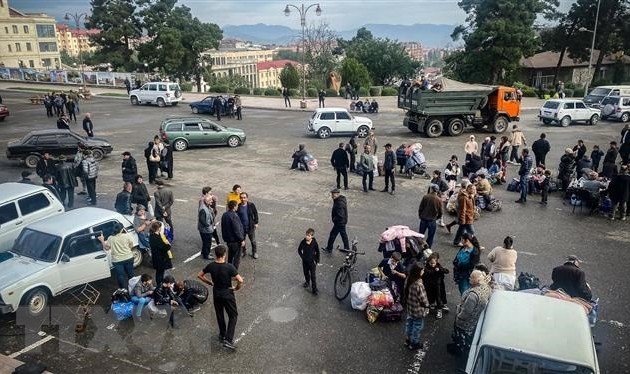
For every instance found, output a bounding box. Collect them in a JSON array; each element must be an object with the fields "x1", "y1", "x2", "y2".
[{"x1": 520, "y1": 286, "x2": 599, "y2": 327}]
